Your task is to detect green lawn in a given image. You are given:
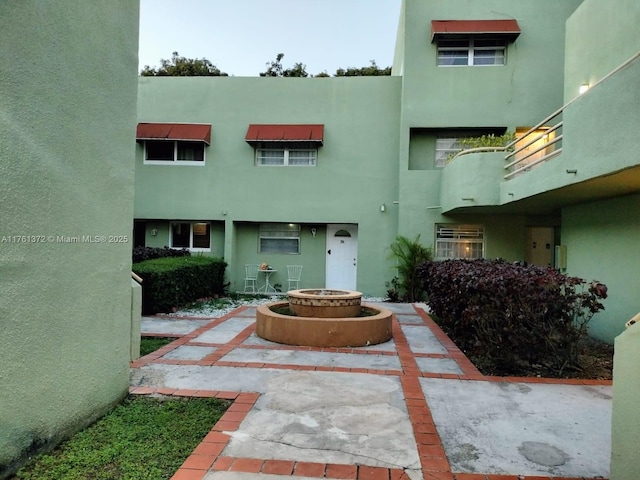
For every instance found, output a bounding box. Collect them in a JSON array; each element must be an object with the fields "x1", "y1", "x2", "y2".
[
  {"x1": 140, "y1": 336, "x2": 176, "y2": 356},
  {"x1": 15, "y1": 396, "x2": 229, "y2": 480}
]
